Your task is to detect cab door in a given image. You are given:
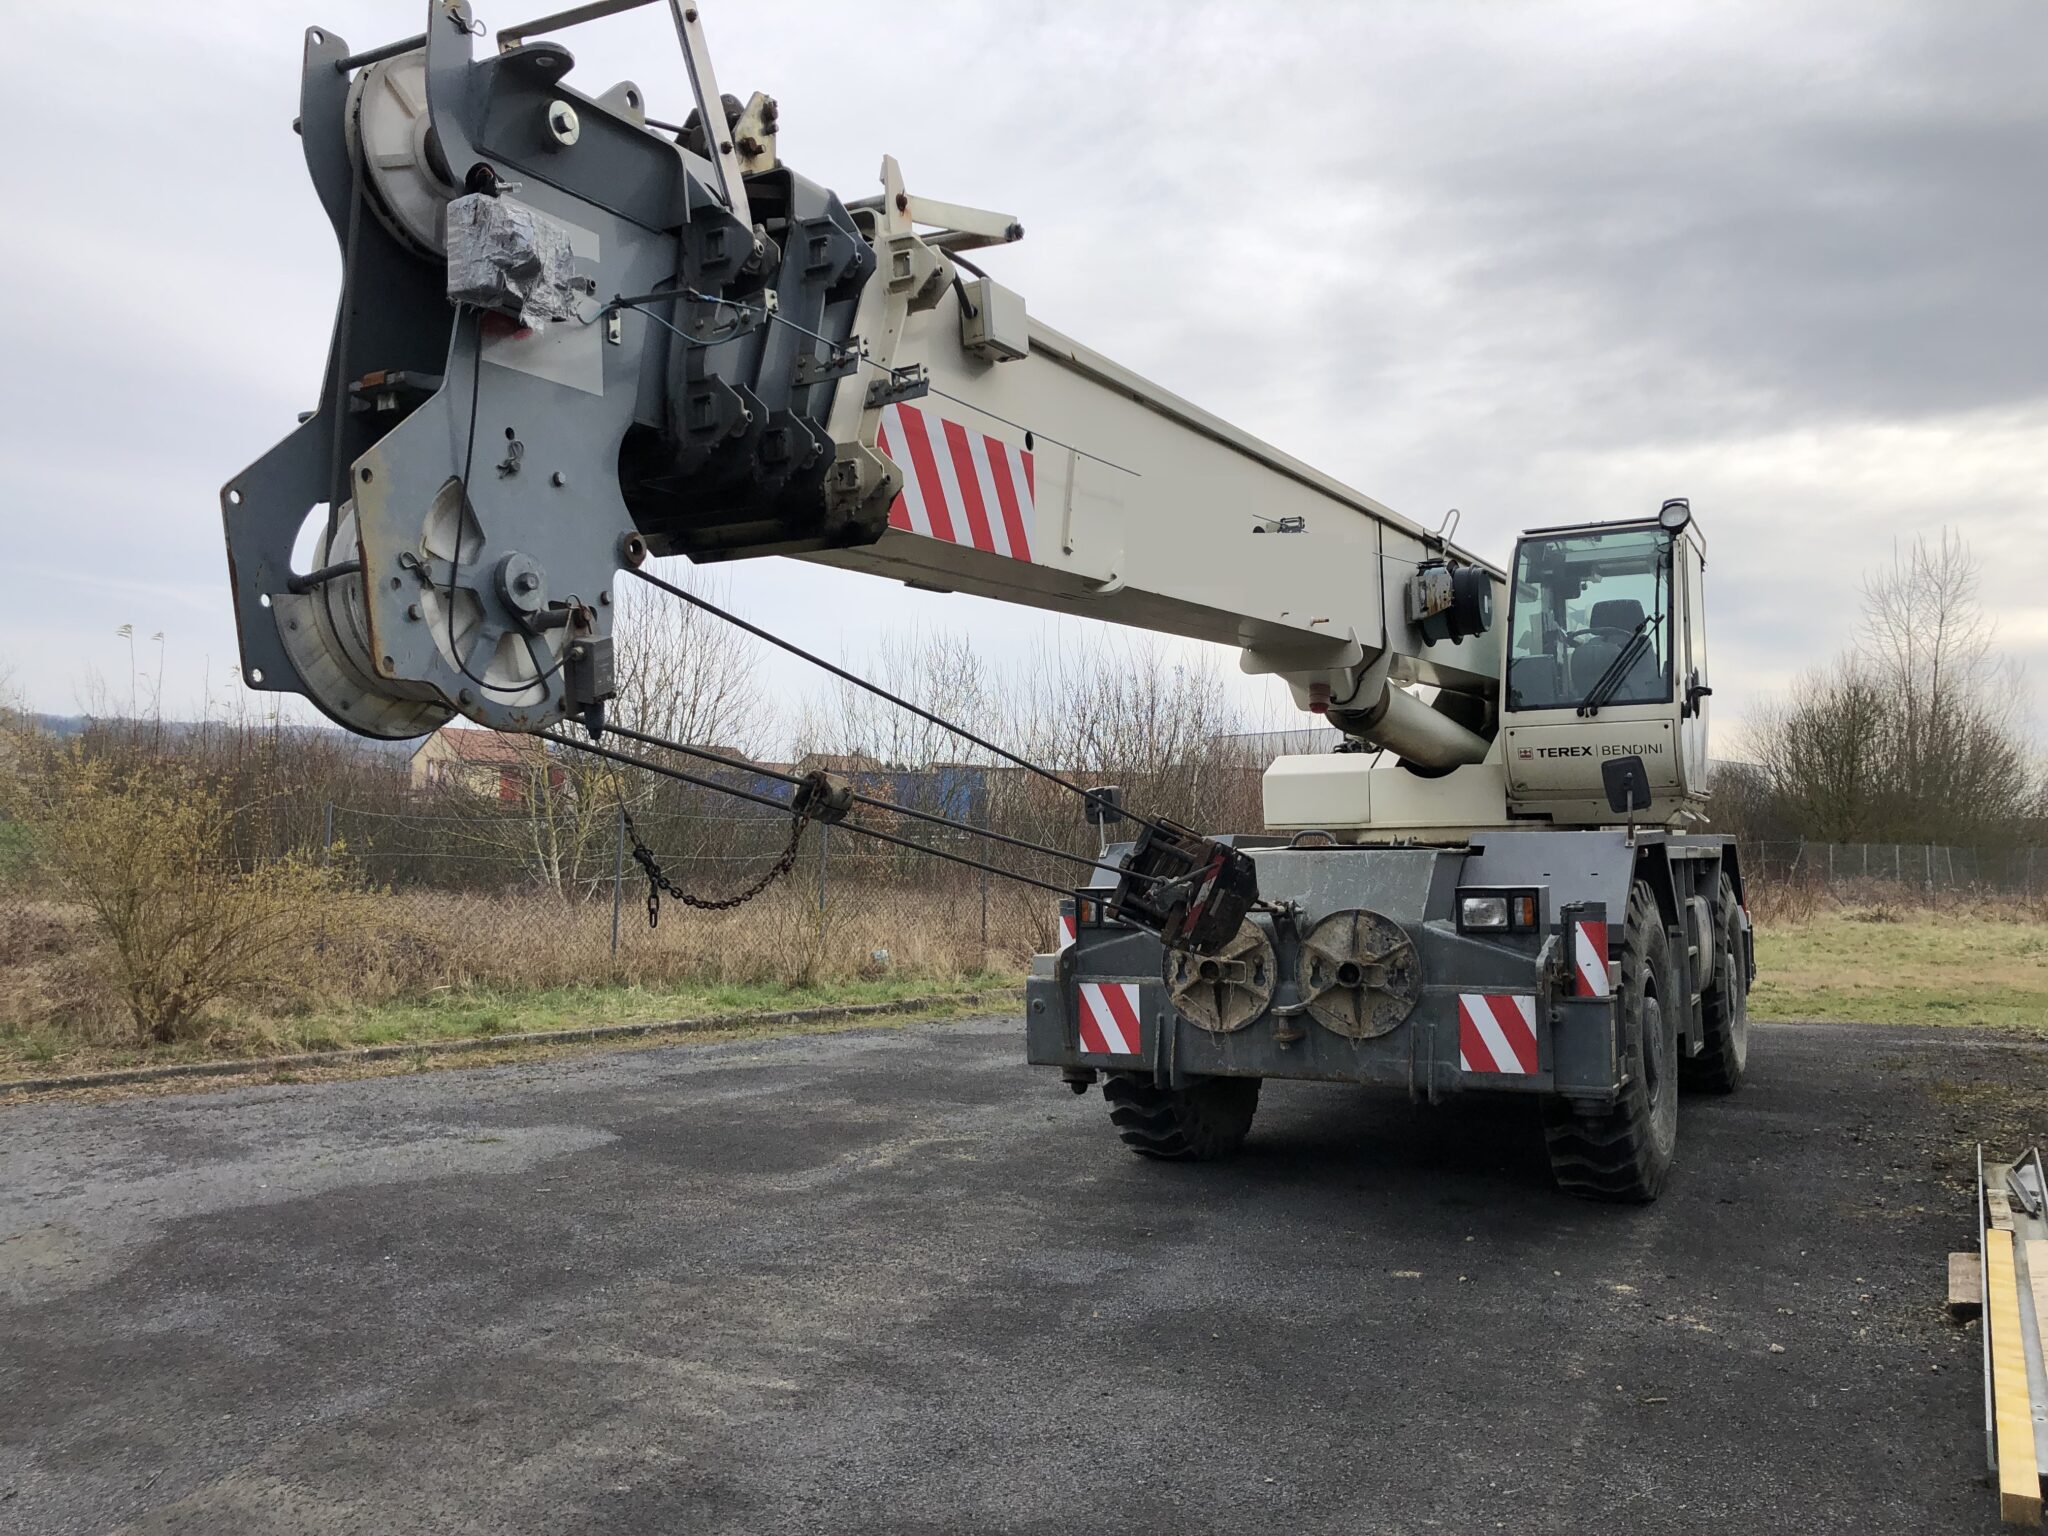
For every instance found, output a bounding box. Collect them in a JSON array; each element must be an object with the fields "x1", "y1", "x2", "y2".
[{"x1": 1675, "y1": 535, "x2": 1710, "y2": 796}]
